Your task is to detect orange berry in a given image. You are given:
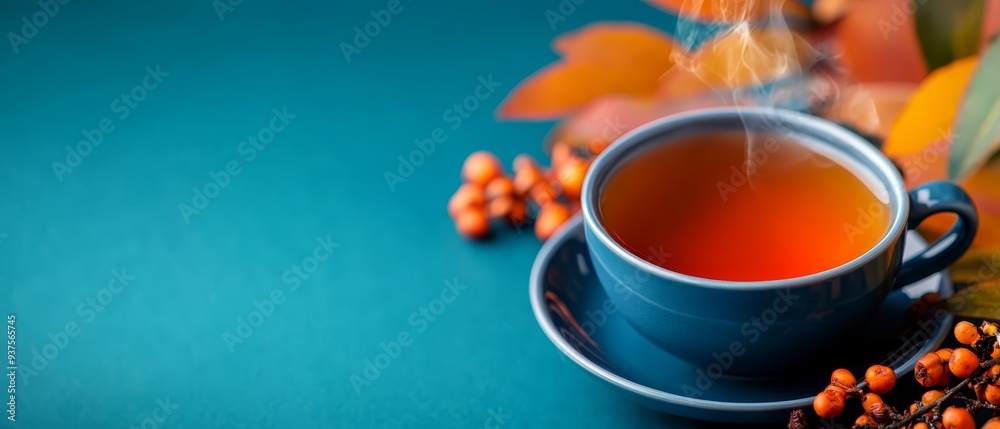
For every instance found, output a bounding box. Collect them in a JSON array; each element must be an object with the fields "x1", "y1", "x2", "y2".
[
  {"x1": 812, "y1": 389, "x2": 845, "y2": 419},
  {"x1": 484, "y1": 176, "x2": 515, "y2": 200},
  {"x1": 831, "y1": 368, "x2": 857, "y2": 389},
  {"x1": 462, "y1": 151, "x2": 503, "y2": 187},
  {"x1": 992, "y1": 345, "x2": 1000, "y2": 359},
  {"x1": 455, "y1": 207, "x2": 490, "y2": 239},
  {"x1": 954, "y1": 321, "x2": 981, "y2": 345},
  {"x1": 513, "y1": 154, "x2": 538, "y2": 172},
  {"x1": 937, "y1": 369, "x2": 952, "y2": 387},
  {"x1": 915, "y1": 353, "x2": 946, "y2": 387},
  {"x1": 448, "y1": 183, "x2": 486, "y2": 218},
  {"x1": 824, "y1": 384, "x2": 846, "y2": 395},
  {"x1": 487, "y1": 196, "x2": 515, "y2": 220},
  {"x1": 556, "y1": 158, "x2": 588, "y2": 200},
  {"x1": 976, "y1": 383, "x2": 989, "y2": 400},
  {"x1": 911, "y1": 423, "x2": 929, "y2": 429},
  {"x1": 908, "y1": 401, "x2": 919, "y2": 414},
  {"x1": 921, "y1": 389, "x2": 945, "y2": 405},
  {"x1": 513, "y1": 163, "x2": 544, "y2": 196},
  {"x1": 865, "y1": 365, "x2": 896, "y2": 394},
  {"x1": 534, "y1": 203, "x2": 571, "y2": 241},
  {"x1": 941, "y1": 406, "x2": 975, "y2": 429},
  {"x1": 507, "y1": 199, "x2": 528, "y2": 226},
  {"x1": 936, "y1": 348, "x2": 954, "y2": 363},
  {"x1": 529, "y1": 182, "x2": 559, "y2": 206},
  {"x1": 861, "y1": 392, "x2": 883, "y2": 413},
  {"x1": 983, "y1": 417, "x2": 1000, "y2": 429},
  {"x1": 854, "y1": 414, "x2": 876, "y2": 427},
  {"x1": 985, "y1": 384, "x2": 1000, "y2": 405},
  {"x1": 987, "y1": 364, "x2": 1000, "y2": 378},
  {"x1": 948, "y1": 348, "x2": 979, "y2": 378}
]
